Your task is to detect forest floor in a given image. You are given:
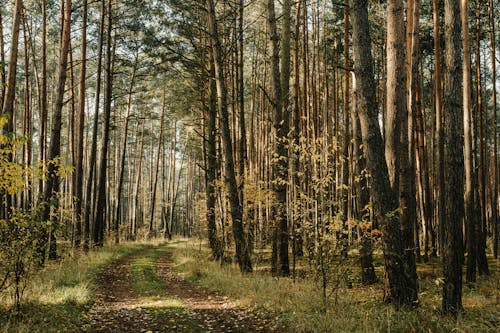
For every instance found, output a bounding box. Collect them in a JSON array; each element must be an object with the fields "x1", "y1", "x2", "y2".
[
  {"x1": 1, "y1": 239, "x2": 499, "y2": 333},
  {"x1": 81, "y1": 244, "x2": 276, "y2": 332}
]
